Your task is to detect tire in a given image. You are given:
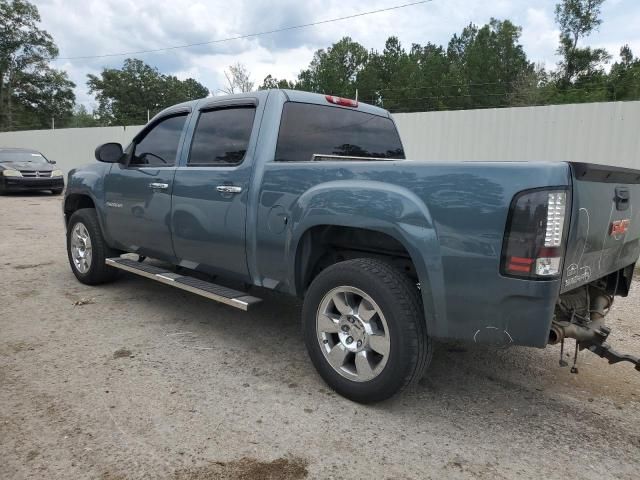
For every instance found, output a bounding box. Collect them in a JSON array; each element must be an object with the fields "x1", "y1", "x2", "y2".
[
  {"x1": 66, "y1": 208, "x2": 119, "y2": 285},
  {"x1": 52, "y1": 189, "x2": 64, "y2": 195},
  {"x1": 303, "y1": 258, "x2": 432, "y2": 403}
]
